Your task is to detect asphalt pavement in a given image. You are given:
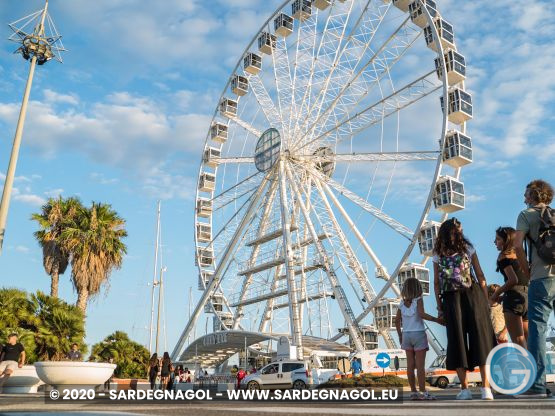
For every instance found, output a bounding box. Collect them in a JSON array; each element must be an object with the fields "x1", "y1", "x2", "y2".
[{"x1": 1, "y1": 388, "x2": 554, "y2": 416}]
